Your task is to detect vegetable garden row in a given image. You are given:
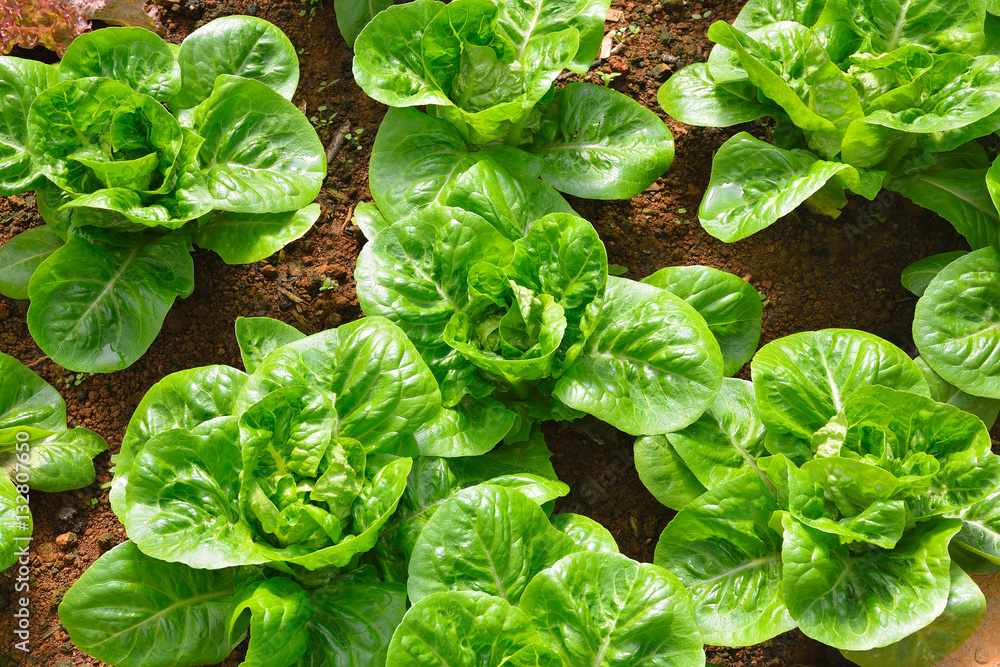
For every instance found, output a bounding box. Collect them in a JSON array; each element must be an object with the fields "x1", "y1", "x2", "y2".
[{"x1": 0, "y1": 0, "x2": 999, "y2": 664}]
